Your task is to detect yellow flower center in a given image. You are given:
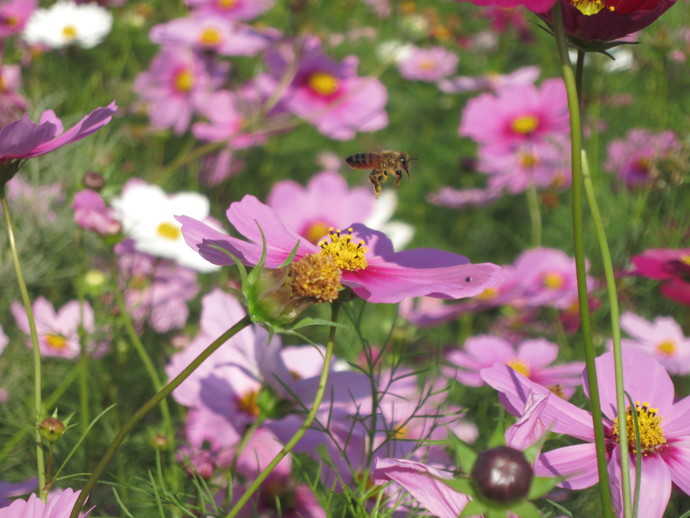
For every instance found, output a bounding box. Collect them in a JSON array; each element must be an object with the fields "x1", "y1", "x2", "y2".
[
  {"x1": 612, "y1": 401, "x2": 667, "y2": 454},
  {"x1": 477, "y1": 287, "x2": 498, "y2": 300},
  {"x1": 237, "y1": 390, "x2": 260, "y2": 416},
  {"x1": 4, "y1": 15, "x2": 19, "y2": 27},
  {"x1": 543, "y1": 272, "x2": 565, "y2": 290},
  {"x1": 548, "y1": 384, "x2": 567, "y2": 399},
  {"x1": 288, "y1": 253, "x2": 342, "y2": 303},
  {"x1": 46, "y1": 334, "x2": 68, "y2": 350},
  {"x1": 392, "y1": 424, "x2": 409, "y2": 439},
  {"x1": 519, "y1": 151, "x2": 539, "y2": 169},
  {"x1": 318, "y1": 227, "x2": 368, "y2": 271},
  {"x1": 507, "y1": 359, "x2": 531, "y2": 378},
  {"x1": 308, "y1": 72, "x2": 340, "y2": 97},
  {"x1": 218, "y1": 0, "x2": 238, "y2": 9},
  {"x1": 681, "y1": 254, "x2": 690, "y2": 266},
  {"x1": 419, "y1": 59, "x2": 437, "y2": 71},
  {"x1": 174, "y1": 68, "x2": 194, "y2": 93},
  {"x1": 511, "y1": 115, "x2": 539, "y2": 135},
  {"x1": 156, "y1": 222, "x2": 182, "y2": 240},
  {"x1": 656, "y1": 340, "x2": 677, "y2": 357},
  {"x1": 199, "y1": 27, "x2": 222, "y2": 46},
  {"x1": 569, "y1": 0, "x2": 613, "y2": 15},
  {"x1": 62, "y1": 25, "x2": 78, "y2": 40},
  {"x1": 304, "y1": 220, "x2": 331, "y2": 244}
]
